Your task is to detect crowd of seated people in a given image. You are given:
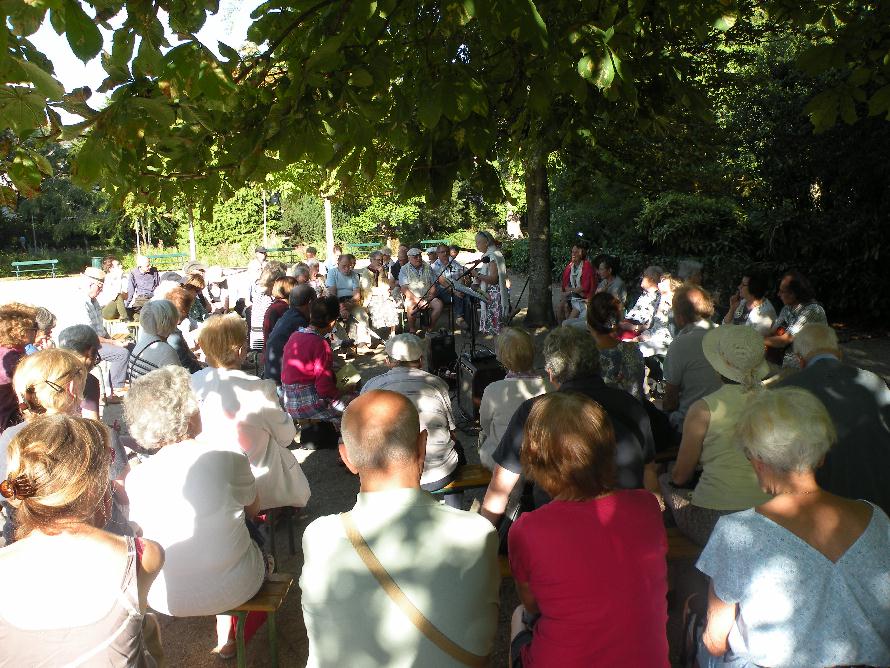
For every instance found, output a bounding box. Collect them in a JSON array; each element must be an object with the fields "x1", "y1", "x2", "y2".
[{"x1": 2, "y1": 241, "x2": 889, "y2": 668}]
